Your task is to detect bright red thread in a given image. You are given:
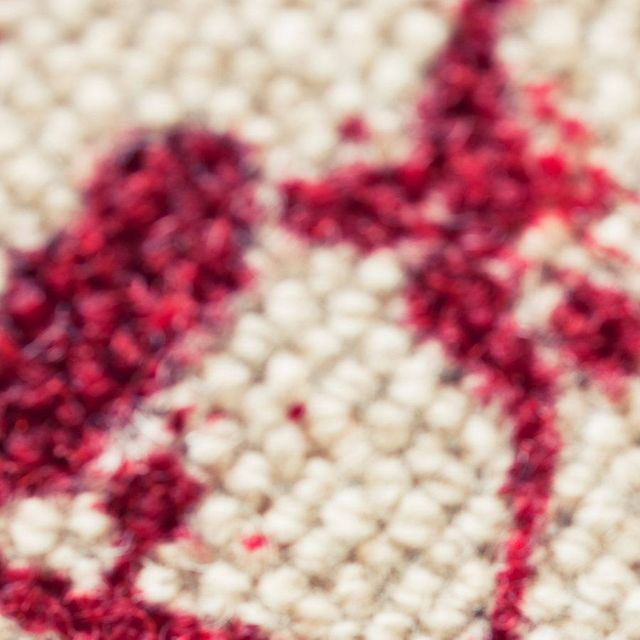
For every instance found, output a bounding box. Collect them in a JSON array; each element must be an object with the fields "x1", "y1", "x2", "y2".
[{"x1": 242, "y1": 534, "x2": 269, "y2": 552}]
